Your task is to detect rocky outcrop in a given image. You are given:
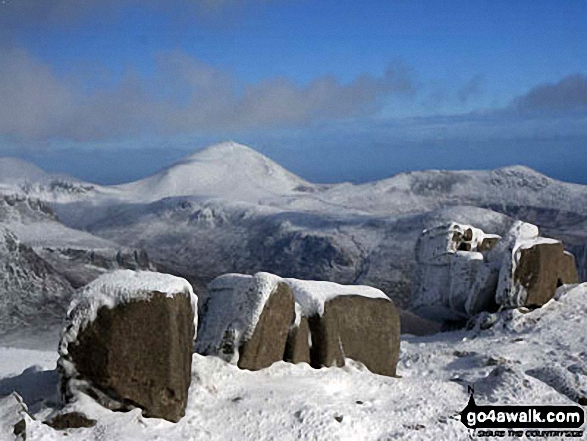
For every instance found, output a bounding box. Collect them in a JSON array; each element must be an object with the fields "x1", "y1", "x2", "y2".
[
  {"x1": 284, "y1": 316, "x2": 311, "y2": 365},
  {"x1": 196, "y1": 273, "x2": 295, "y2": 370},
  {"x1": 58, "y1": 270, "x2": 197, "y2": 423},
  {"x1": 412, "y1": 223, "x2": 500, "y2": 321},
  {"x1": 198, "y1": 272, "x2": 401, "y2": 377},
  {"x1": 412, "y1": 221, "x2": 579, "y2": 322},
  {"x1": 0, "y1": 392, "x2": 32, "y2": 440},
  {"x1": 236, "y1": 282, "x2": 295, "y2": 370},
  {"x1": 307, "y1": 295, "x2": 400, "y2": 377},
  {"x1": 0, "y1": 227, "x2": 73, "y2": 333},
  {"x1": 513, "y1": 243, "x2": 578, "y2": 307}
]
